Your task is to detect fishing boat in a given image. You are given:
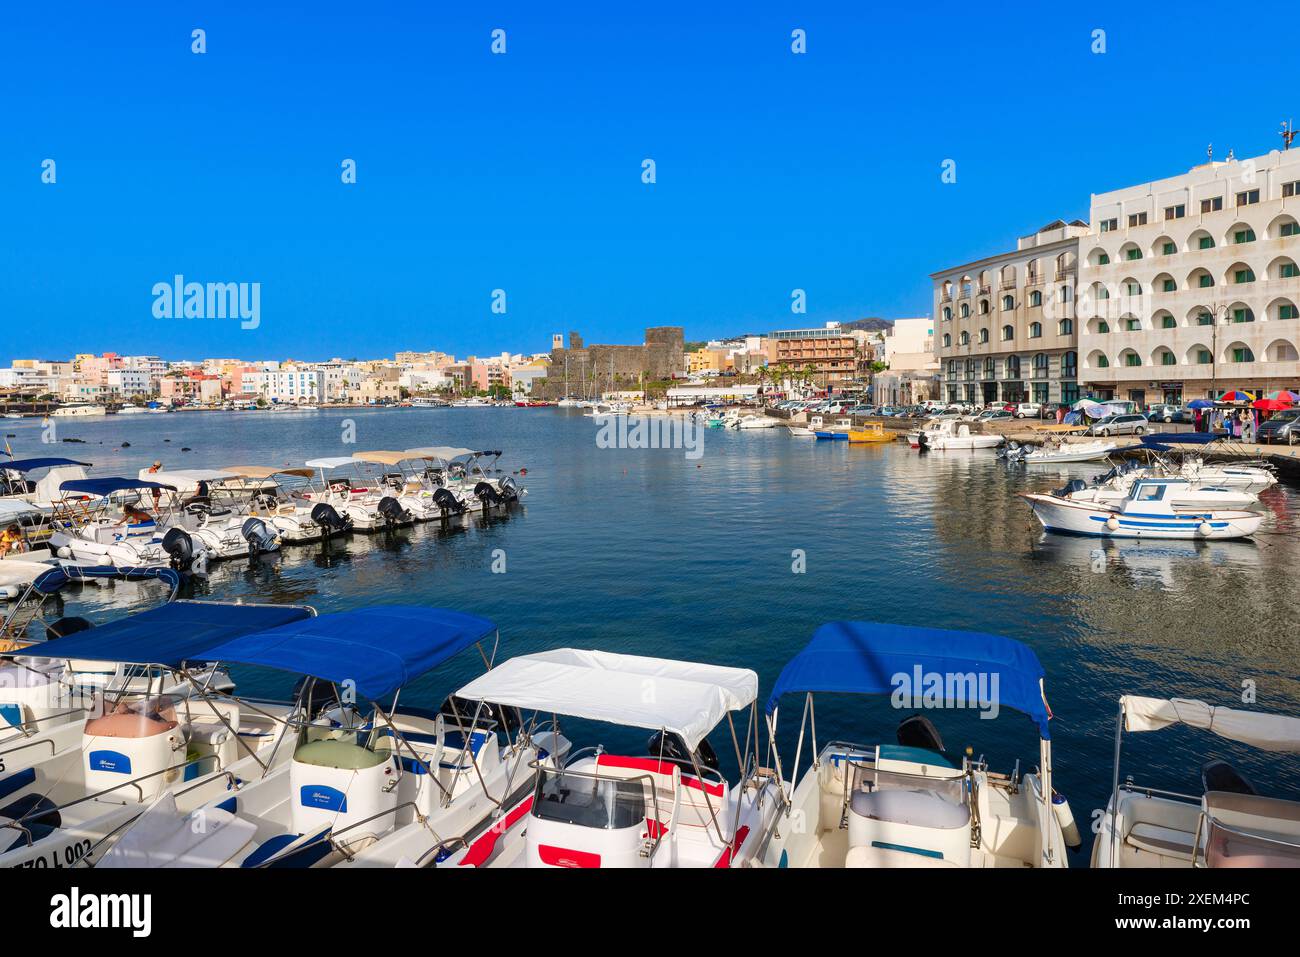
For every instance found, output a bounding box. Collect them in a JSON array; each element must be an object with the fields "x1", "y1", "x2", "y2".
[
  {"x1": 0, "y1": 601, "x2": 315, "y2": 867},
  {"x1": 93, "y1": 606, "x2": 567, "y2": 869},
  {"x1": 1093, "y1": 695, "x2": 1300, "y2": 868},
  {"x1": 1139, "y1": 434, "x2": 1278, "y2": 493},
  {"x1": 916, "y1": 419, "x2": 1002, "y2": 451},
  {"x1": 847, "y1": 422, "x2": 894, "y2": 444},
  {"x1": 434, "y1": 648, "x2": 782, "y2": 868},
  {"x1": 1021, "y1": 477, "x2": 1263, "y2": 539},
  {"x1": 1010, "y1": 438, "x2": 1116, "y2": 464},
  {"x1": 759, "y1": 621, "x2": 1077, "y2": 868}
]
